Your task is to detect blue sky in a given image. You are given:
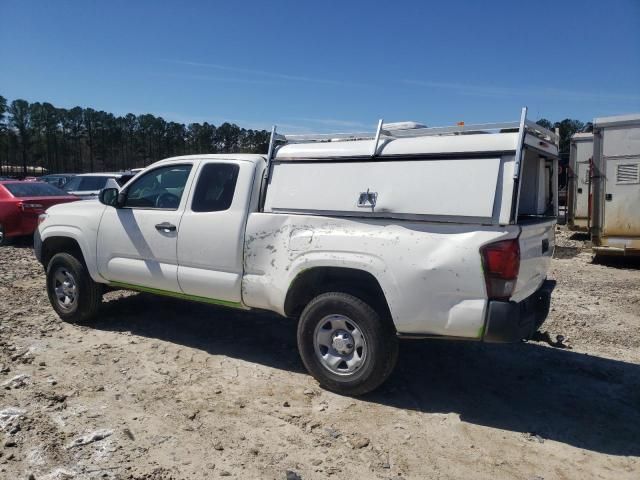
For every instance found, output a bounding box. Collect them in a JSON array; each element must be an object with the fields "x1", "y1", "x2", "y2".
[{"x1": 1, "y1": 0, "x2": 639, "y2": 133}]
